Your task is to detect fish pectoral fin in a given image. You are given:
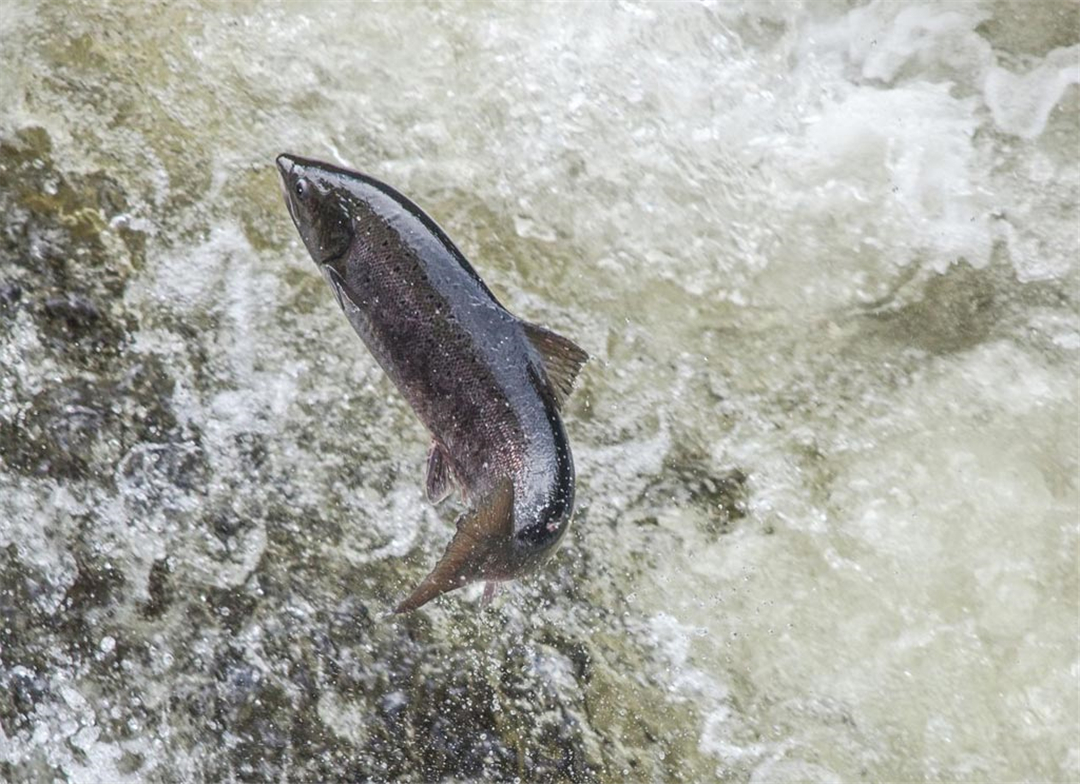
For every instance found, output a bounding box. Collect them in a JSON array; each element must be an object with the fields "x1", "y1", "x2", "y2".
[
  {"x1": 522, "y1": 322, "x2": 589, "y2": 408},
  {"x1": 321, "y1": 264, "x2": 368, "y2": 321},
  {"x1": 323, "y1": 264, "x2": 378, "y2": 346},
  {"x1": 393, "y1": 479, "x2": 515, "y2": 614},
  {"x1": 425, "y1": 440, "x2": 455, "y2": 505},
  {"x1": 321, "y1": 265, "x2": 351, "y2": 310}
]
